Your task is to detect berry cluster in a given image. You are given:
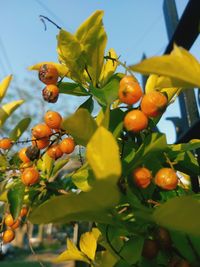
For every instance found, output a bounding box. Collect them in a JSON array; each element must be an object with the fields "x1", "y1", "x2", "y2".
[
  {"x1": 119, "y1": 75, "x2": 168, "y2": 133},
  {"x1": 38, "y1": 64, "x2": 60, "y2": 103},
  {"x1": 2, "y1": 207, "x2": 28, "y2": 244}
]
